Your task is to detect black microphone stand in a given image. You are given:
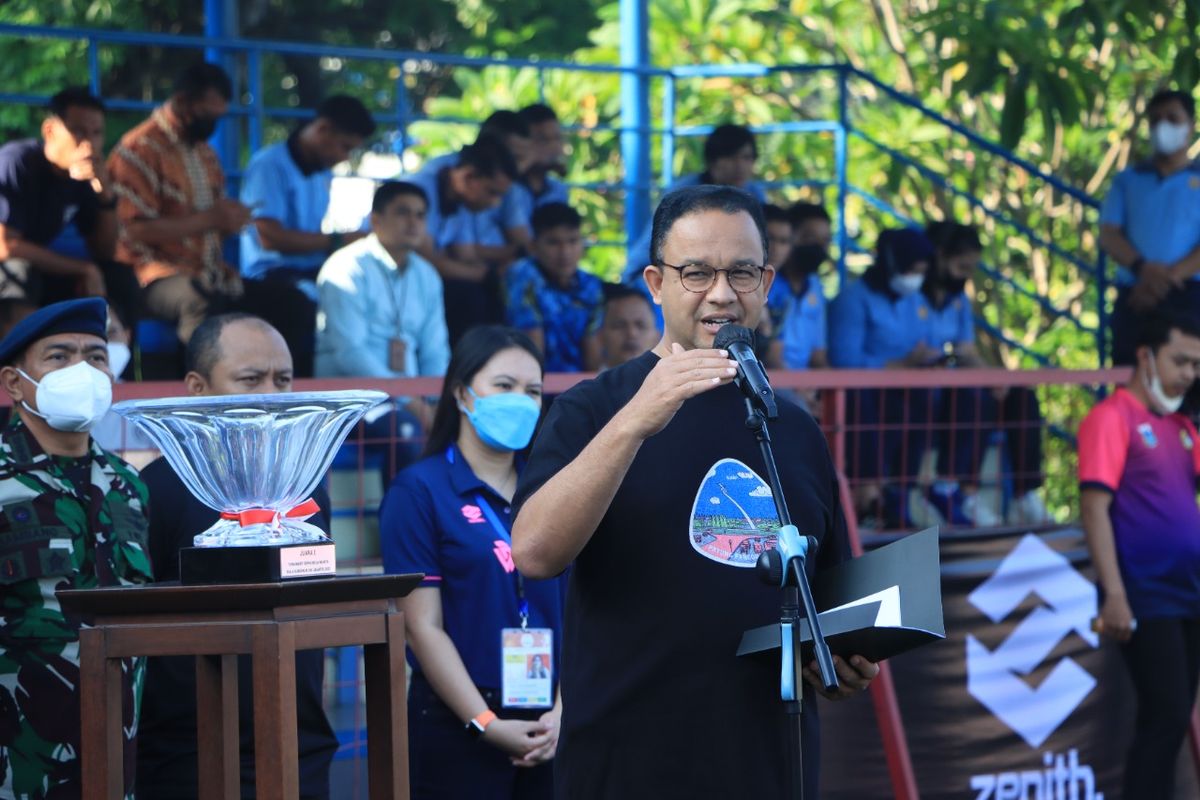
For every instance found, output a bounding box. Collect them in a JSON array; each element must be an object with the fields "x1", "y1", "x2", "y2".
[{"x1": 743, "y1": 395, "x2": 838, "y2": 800}]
